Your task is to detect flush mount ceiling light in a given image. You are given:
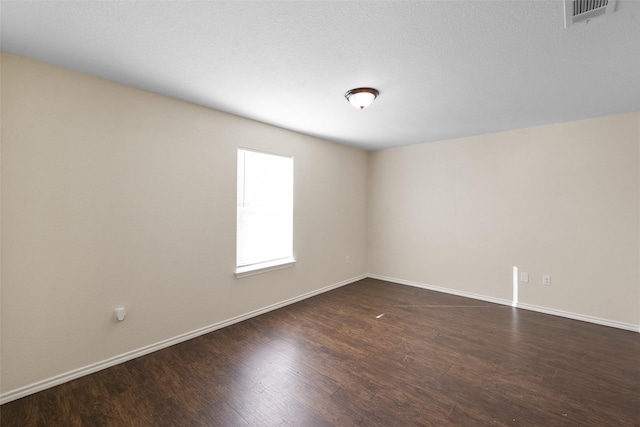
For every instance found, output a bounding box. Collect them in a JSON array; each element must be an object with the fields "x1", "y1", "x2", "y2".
[{"x1": 345, "y1": 87, "x2": 379, "y2": 110}]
